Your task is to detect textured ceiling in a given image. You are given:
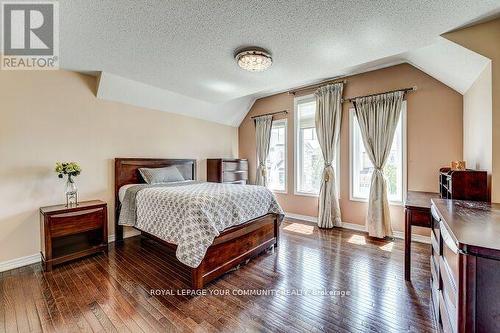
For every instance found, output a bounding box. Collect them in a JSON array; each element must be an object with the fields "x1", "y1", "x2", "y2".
[{"x1": 59, "y1": 1, "x2": 500, "y2": 125}]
